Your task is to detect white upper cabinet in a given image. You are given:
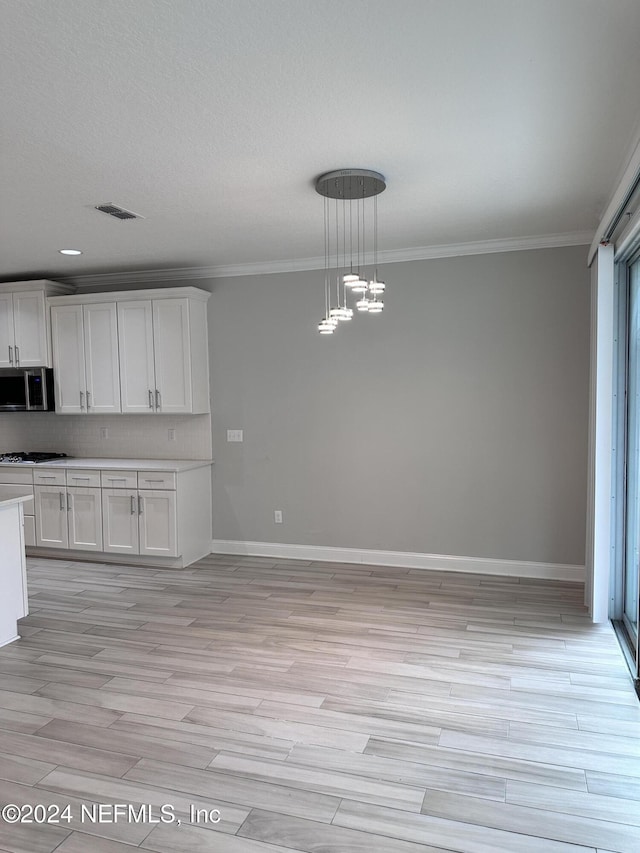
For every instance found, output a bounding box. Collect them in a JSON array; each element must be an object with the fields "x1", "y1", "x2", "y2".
[
  {"x1": 152, "y1": 298, "x2": 192, "y2": 414},
  {"x1": 119, "y1": 295, "x2": 207, "y2": 415},
  {"x1": 0, "y1": 281, "x2": 74, "y2": 369},
  {"x1": 12, "y1": 290, "x2": 49, "y2": 366},
  {"x1": 83, "y1": 303, "x2": 120, "y2": 414},
  {"x1": 118, "y1": 300, "x2": 156, "y2": 414},
  {"x1": 0, "y1": 294, "x2": 14, "y2": 368},
  {"x1": 50, "y1": 287, "x2": 210, "y2": 416},
  {"x1": 117, "y1": 289, "x2": 209, "y2": 415},
  {"x1": 51, "y1": 303, "x2": 121, "y2": 415},
  {"x1": 50, "y1": 305, "x2": 85, "y2": 414}
]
